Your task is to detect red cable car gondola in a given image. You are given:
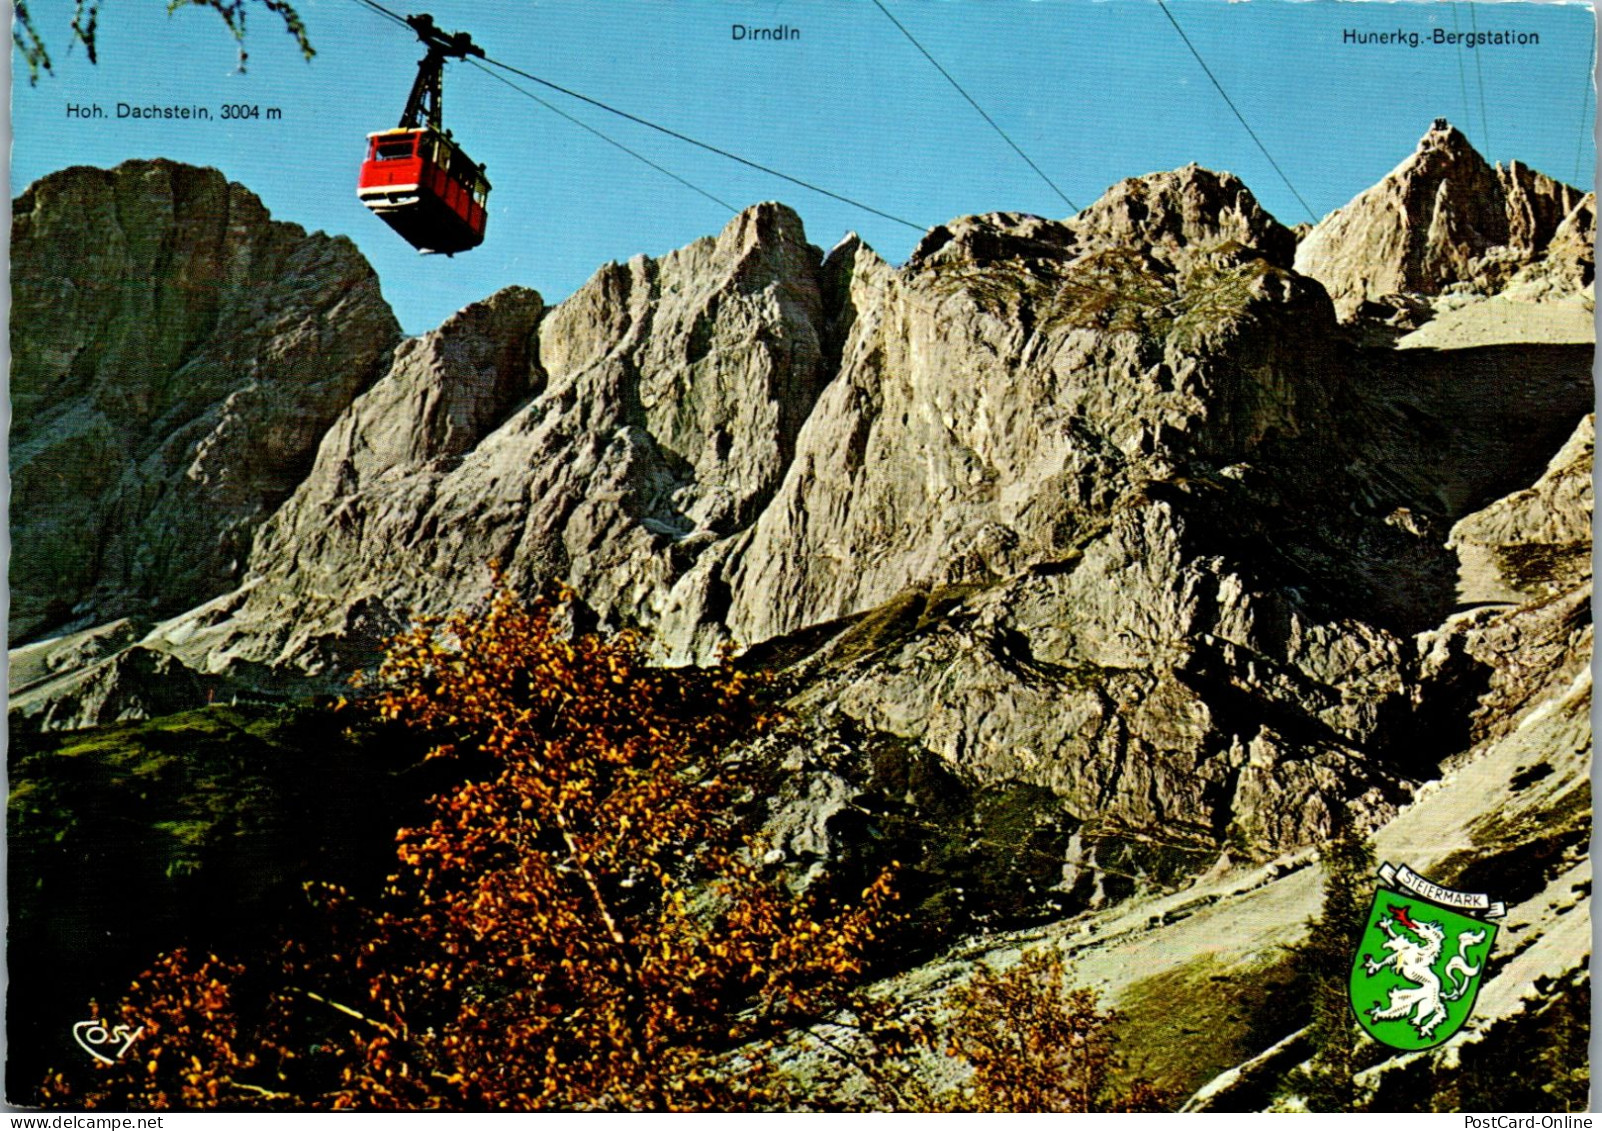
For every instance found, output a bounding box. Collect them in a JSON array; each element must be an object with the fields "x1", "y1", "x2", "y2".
[{"x1": 358, "y1": 13, "x2": 490, "y2": 255}]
